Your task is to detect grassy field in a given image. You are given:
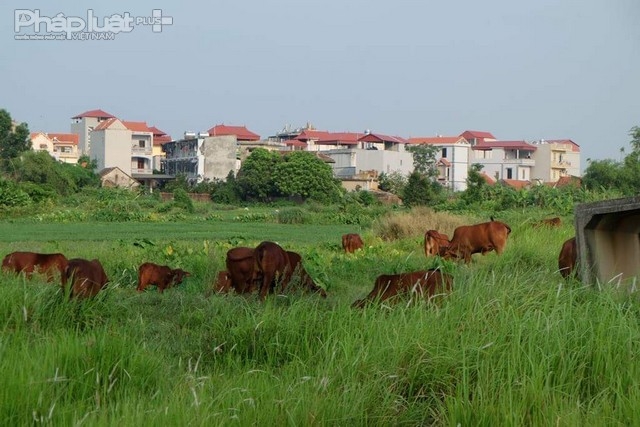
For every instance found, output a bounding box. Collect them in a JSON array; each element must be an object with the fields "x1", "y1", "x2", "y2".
[{"x1": 2, "y1": 209, "x2": 640, "y2": 425}]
